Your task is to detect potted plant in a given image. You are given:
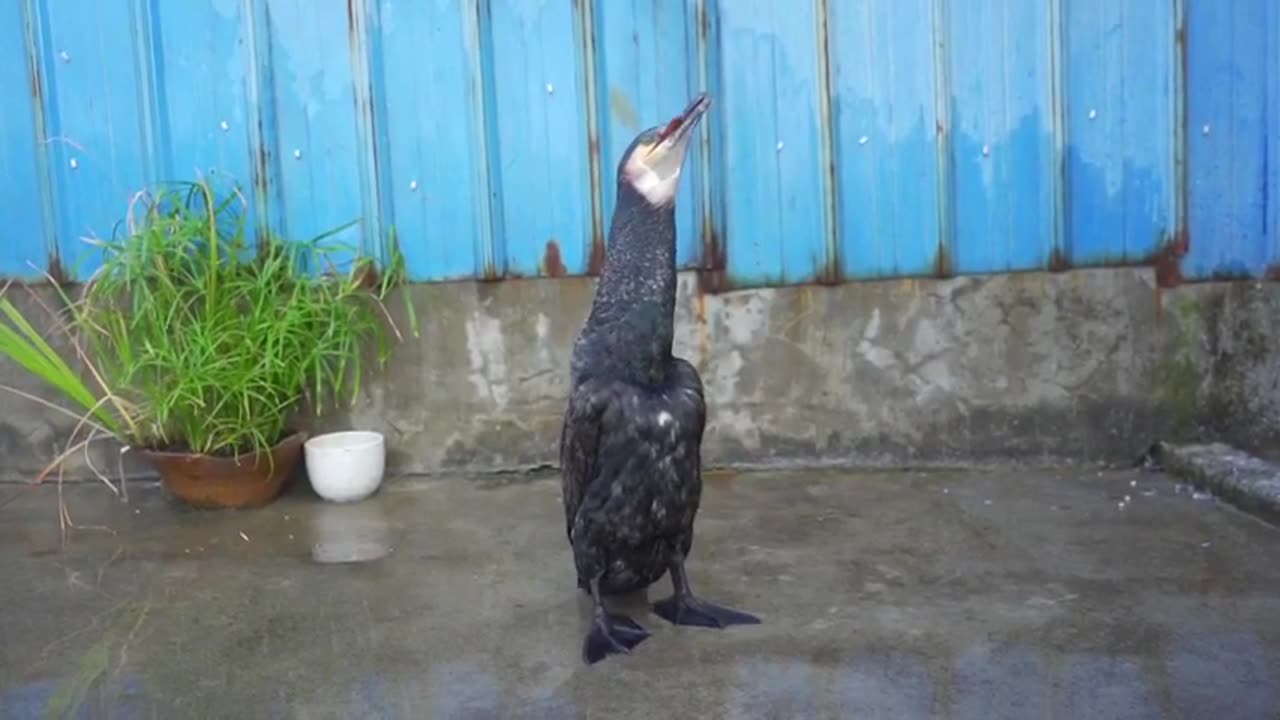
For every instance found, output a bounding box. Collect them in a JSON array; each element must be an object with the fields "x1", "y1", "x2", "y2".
[{"x1": 0, "y1": 177, "x2": 412, "y2": 509}]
